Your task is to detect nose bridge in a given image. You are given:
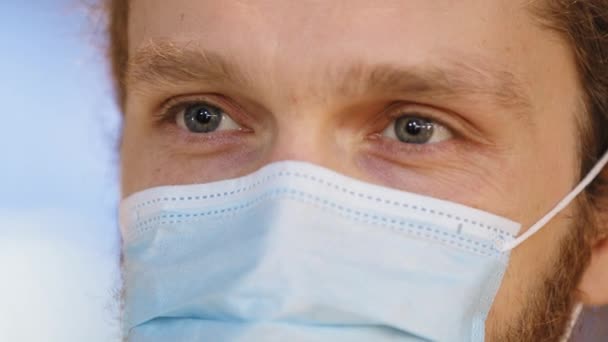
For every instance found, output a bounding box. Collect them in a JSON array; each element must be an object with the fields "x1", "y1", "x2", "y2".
[
  {"x1": 263, "y1": 105, "x2": 346, "y2": 171},
  {"x1": 268, "y1": 107, "x2": 328, "y2": 164}
]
